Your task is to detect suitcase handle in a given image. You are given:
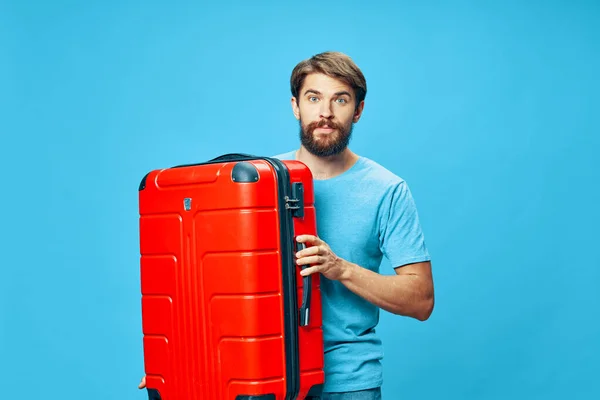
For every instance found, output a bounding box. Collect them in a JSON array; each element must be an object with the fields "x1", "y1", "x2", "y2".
[
  {"x1": 296, "y1": 242, "x2": 312, "y2": 327},
  {"x1": 208, "y1": 153, "x2": 260, "y2": 162}
]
